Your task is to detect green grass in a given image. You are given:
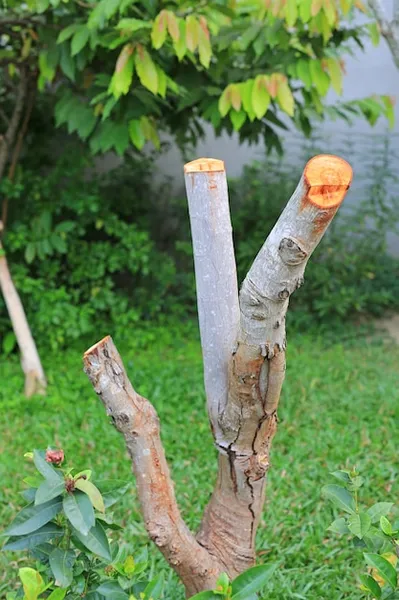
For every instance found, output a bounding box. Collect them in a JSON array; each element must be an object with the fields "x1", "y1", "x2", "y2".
[{"x1": 0, "y1": 323, "x2": 398, "y2": 599}]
